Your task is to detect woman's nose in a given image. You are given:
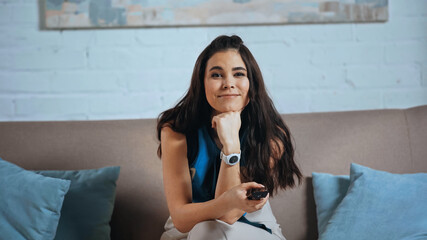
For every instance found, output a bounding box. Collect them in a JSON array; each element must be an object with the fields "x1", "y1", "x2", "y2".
[{"x1": 222, "y1": 76, "x2": 235, "y2": 89}]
